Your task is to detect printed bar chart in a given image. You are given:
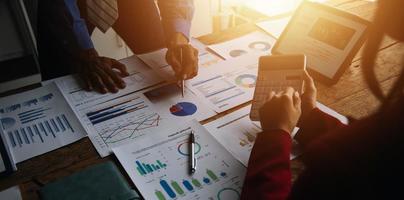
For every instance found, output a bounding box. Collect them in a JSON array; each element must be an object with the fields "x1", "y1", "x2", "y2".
[
  {"x1": 207, "y1": 169, "x2": 218, "y2": 181},
  {"x1": 6, "y1": 114, "x2": 75, "y2": 148},
  {"x1": 160, "y1": 180, "x2": 176, "y2": 198},
  {"x1": 136, "y1": 160, "x2": 167, "y2": 175},
  {"x1": 18, "y1": 107, "x2": 52, "y2": 124},
  {"x1": 155, "y1": 190, "x2": 166, "y2": 200},
  {"x1": 191, "y1": 179, "x2": 202, "y2": 188},
  {"x1": 85, "y1": 97, "x2": 147, "y2": 125},
  {"x1": 182, "y1": 180, "x2": 194, "y2": 191},
  {"x1": 171, "y1": 181, "x2": 184, "y2": 196},
  {"x1": 156, "y1": 169, "x2": 226, "y2": 199}
]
